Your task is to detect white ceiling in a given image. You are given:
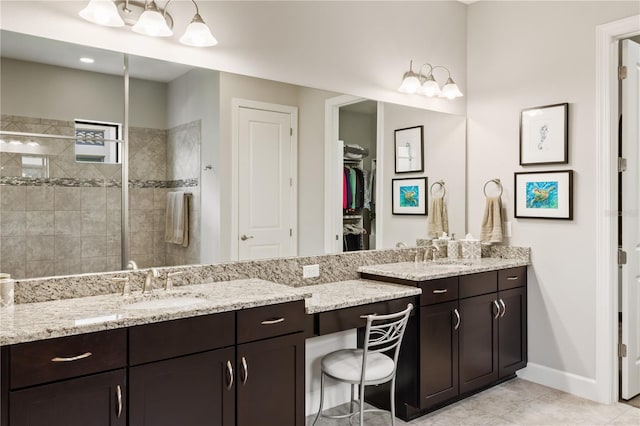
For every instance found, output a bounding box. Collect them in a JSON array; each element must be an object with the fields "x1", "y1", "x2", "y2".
[{"x1": 0, "y1": 30, "x2": 194, "y2": 82}]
